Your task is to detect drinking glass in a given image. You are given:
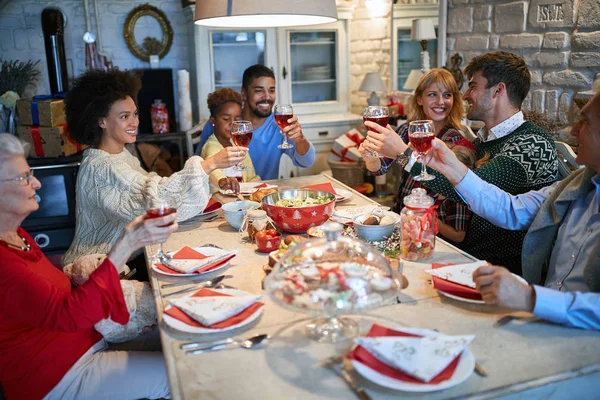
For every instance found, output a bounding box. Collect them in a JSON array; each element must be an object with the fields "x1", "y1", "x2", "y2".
[
  {"x1": 231, "y1": 120, "x2": 253, "y2": 171},
  {"x1": 408, "y1": 120, "x2": 436, "y2": 181},
  {"x1": 362, "y1": 106, "x2": 389, "y2": 158},
  {"x1": 274, "y1": 104, "x2": 294, "y2": 149},
  {"x1": 145, "y1": 200, "x2": 177, "y2": 263}
]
